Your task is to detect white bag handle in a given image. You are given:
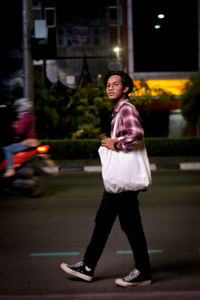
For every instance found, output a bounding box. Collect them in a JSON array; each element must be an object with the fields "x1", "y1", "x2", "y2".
[{"x1": 111, "y1": 113, "x2": 120, "y2": 138}]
